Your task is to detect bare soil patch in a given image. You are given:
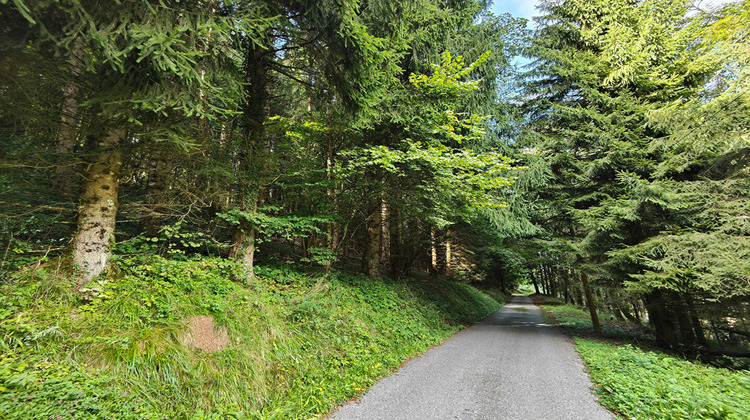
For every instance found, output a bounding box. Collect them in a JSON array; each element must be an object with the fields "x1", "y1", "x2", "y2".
[{"x1": 183, "y1": 315, "x2": 229, "y2": 353}]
